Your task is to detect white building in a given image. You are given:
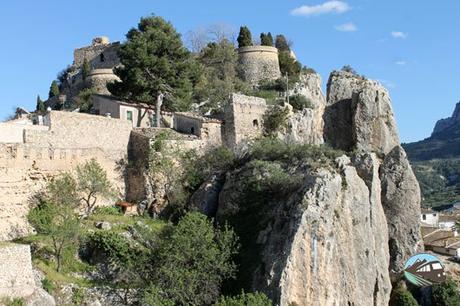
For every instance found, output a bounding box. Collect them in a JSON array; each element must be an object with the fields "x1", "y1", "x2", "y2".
[{"x1": 420, "y1": 209, "x2": 439, "y2": 227}]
